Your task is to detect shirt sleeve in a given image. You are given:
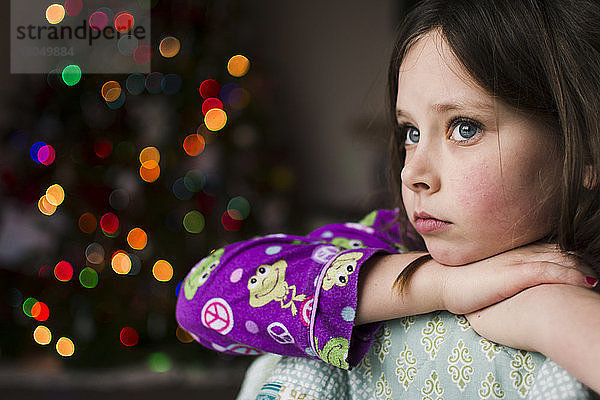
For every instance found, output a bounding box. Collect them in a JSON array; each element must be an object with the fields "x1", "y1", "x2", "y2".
[{"x1": 175, "y1": 209, "x2": 407, "y2": 369}]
